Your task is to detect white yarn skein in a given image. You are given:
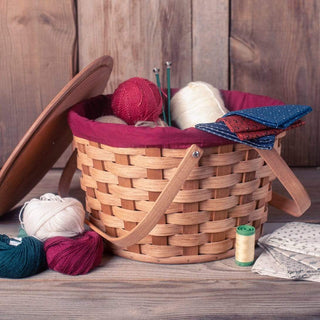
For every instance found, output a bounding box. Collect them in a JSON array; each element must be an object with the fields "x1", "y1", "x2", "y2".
[
  {"x1": 19, "y1": 193, "x2": 85, "y2": 241},
  {"x1": 170, "y1": 81, "x2": 229, "y2": 129}
]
